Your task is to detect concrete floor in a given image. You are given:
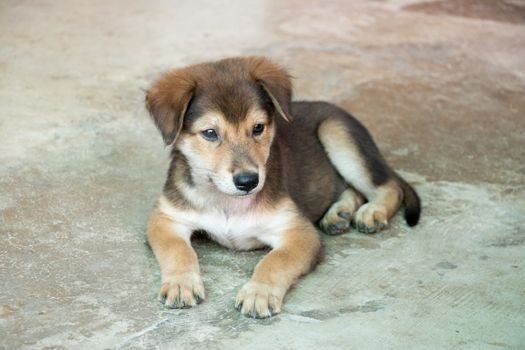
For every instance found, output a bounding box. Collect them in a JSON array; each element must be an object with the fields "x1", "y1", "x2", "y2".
[{"x1": 1, "y1": 0, "x2": 524, "y2": 348}]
